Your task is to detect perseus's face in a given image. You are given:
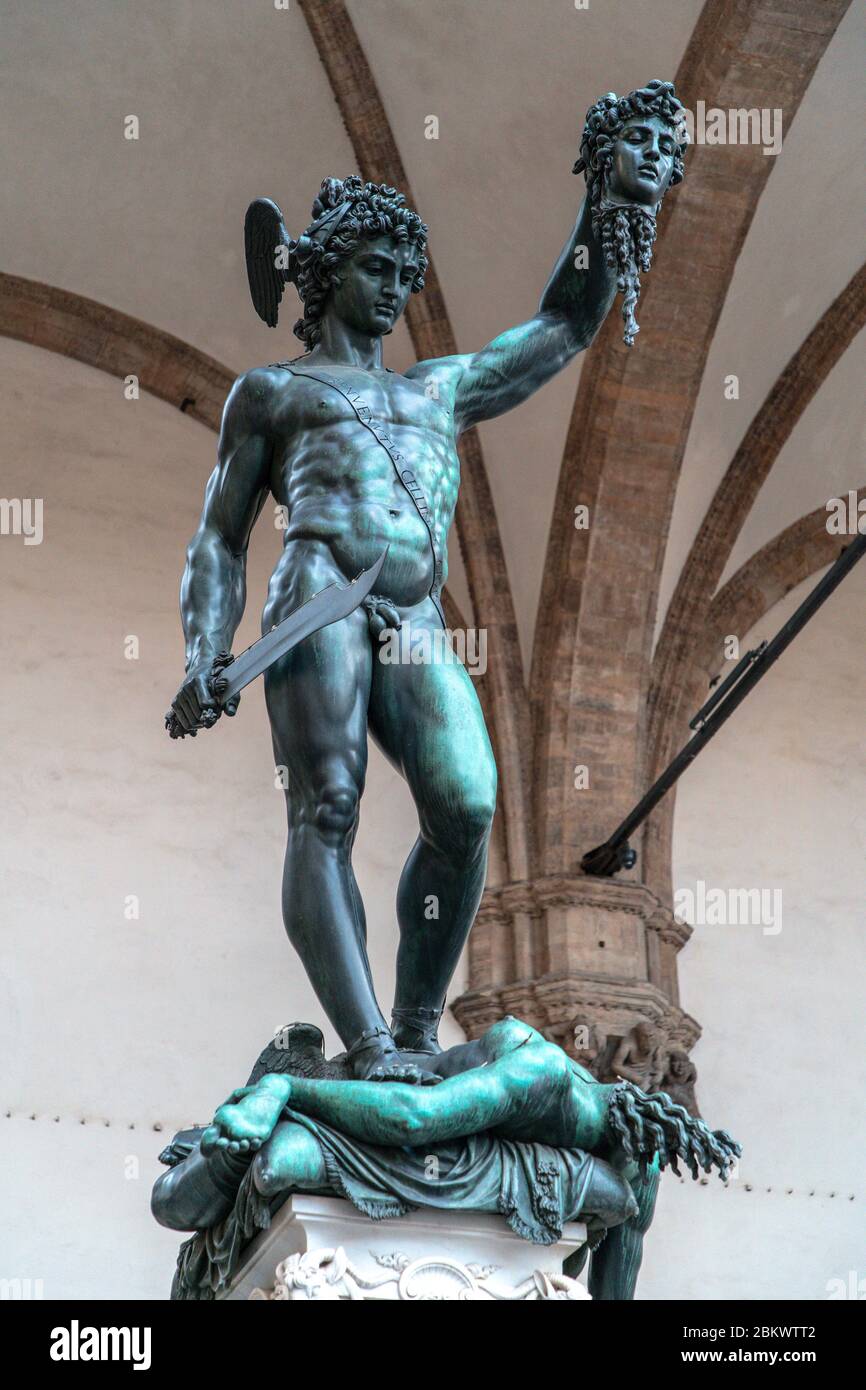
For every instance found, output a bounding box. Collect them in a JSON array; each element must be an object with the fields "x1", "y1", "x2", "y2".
[
  {"x1": 606, "y1": 114, "x2": 677, "y2": 207},
  {"x1": 329, "y1": 234, "x2": 420, "y2": 337}
]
